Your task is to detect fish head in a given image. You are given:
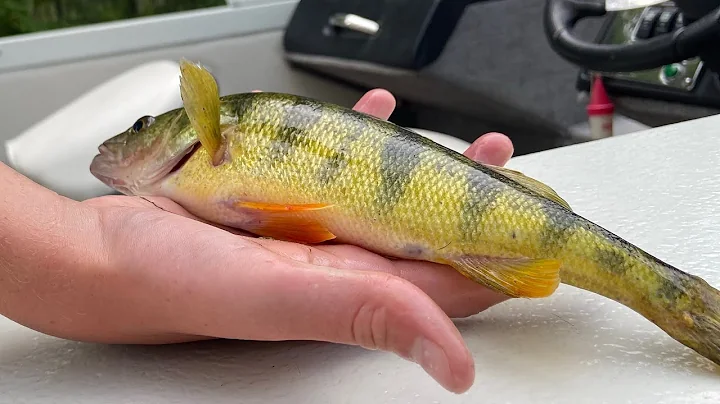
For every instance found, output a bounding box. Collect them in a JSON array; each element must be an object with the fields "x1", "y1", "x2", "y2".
[{"x1": 90, "y1": 109, "x2": 199, "y2": 195}]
